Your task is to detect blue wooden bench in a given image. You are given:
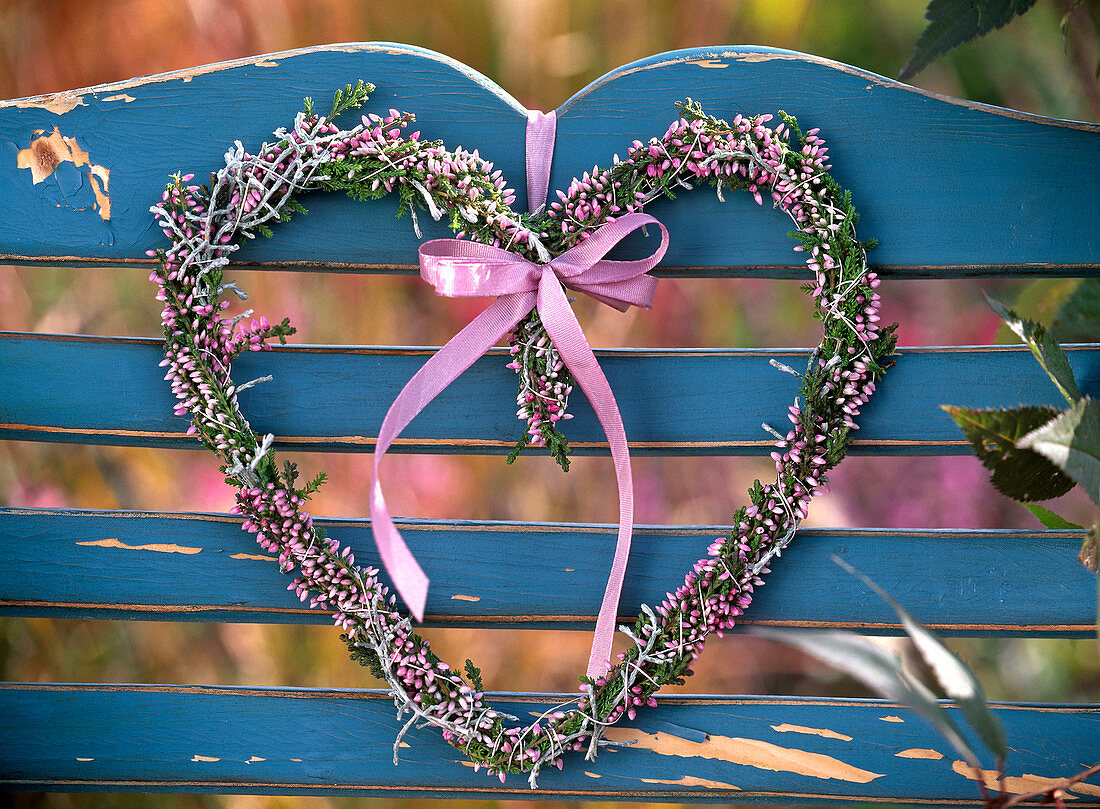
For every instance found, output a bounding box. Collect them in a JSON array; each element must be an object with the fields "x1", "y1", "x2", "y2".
[{"x1": 1, "y1": 44, "x2": 1098, "y2": 804}]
